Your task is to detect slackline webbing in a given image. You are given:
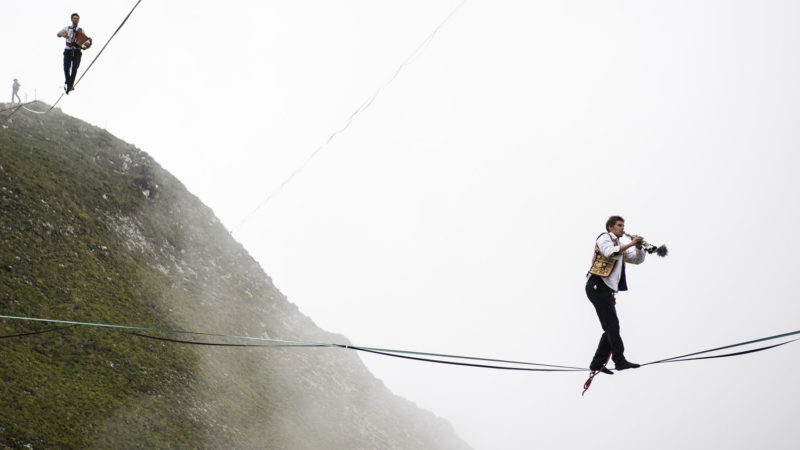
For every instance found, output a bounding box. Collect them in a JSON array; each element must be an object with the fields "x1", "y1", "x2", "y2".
[
  {"x1": 1, "y1": 101, "x2": 36, "y2": 115},
  {"x1": 126, "y1": 332, "x2": 581, "y2": 370},
  {"x1": 3, "y1": 314, "x2": 798, "y2": 375},
  {"x1": 349, "y1": 346, "x2": 583, "y2": 372},
  {"x1": 644, "y1": 329, "x2": 800, "y2": 365},
  {"x1": 0, "y1": 314, "x2": 582, "y2": 371},
  {"x1": 2, "y1": 97, "x2": 73, "y2": 122},
  {"x1": 21, "y1": 105, "x2": 49, "y2": 115},
  {"x1": 126, "y1": 331, "x2": 331, "y2": 348},
  {"x1": 0, "y1": 325, "x2": 76, "y2": 339},
  {"x1": 1, "y1": 100, "x2": 38, "y2": 122},
  {"x1": 657, "y1": 339, "x2": 800, "y2": 363},
  {"x1": 233, "y1": 0, "x2": 468, "y2": 232},
  {"x1": 583, "y1": 332, "x2": 800, "y2": 395},
  {"x1": 1, "y1": 94, "x2": 65, "y2": 117}
]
